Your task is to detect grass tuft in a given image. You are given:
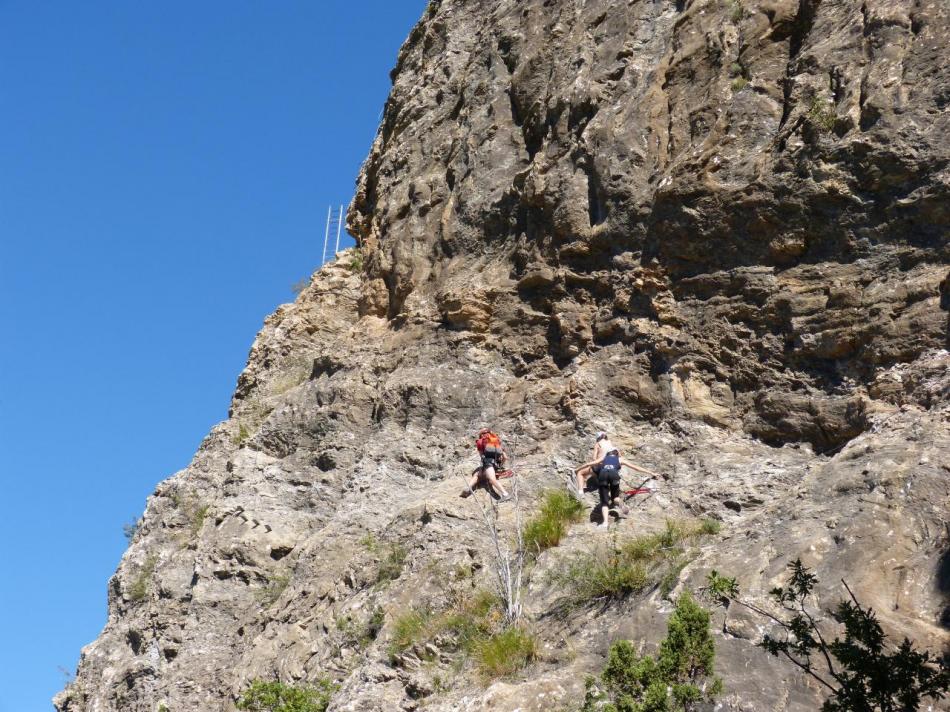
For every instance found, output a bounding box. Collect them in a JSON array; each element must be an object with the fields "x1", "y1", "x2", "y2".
[
  {"x1": 730, "y1": 0, "x2": 743, "y2": 21},
  {"x1": 230, "y1": 398, "x2": 274, "y2": 446},
  {"x1": 388, "y1": 585, "x2": 538, "y2": 681},
  {"x1": 232, "y1": 423, "x2": 252, "y2": 446},
  {"x1": 388, "y1": 589, "x2": 504, "y2": 661},
  {"x1": 523, "y1": 489, "x2": 585, "y2": 554},
  {"x1": 659, "y1": 557, "x2": 691, "y2": 598},
  {"x1": 389, "y1": 608, "x2": 430, "y2": 657},
  {"x1": 168, "y1": 491, "x2": 210, "y2": 546},
  {"x1": 558, "y1": 552, "x2": 650, "y2": 604},
  {"x1": 128, "y1": 553, "x2": 158, "y2": 602},
  {"x1": 336, "y1": 607, "x2": 385, "y2": 651},
  {"x1": 553, "y1": 519, "x2": 722, "y2": 608},
  {"x1": 256, "y1": 573, "x2": 291, "y2": 607},
  {"x1": 476, "y1": 627, "x2": 537, "y2": 678},
  {"x1": 376, "y1": 543, "x2": 408, "y2": 585},
  {"x1": 189, "y1": 504, "x2": 210, "y2": 537},
  {"x1": 697, "y1": 518, "x2": 721, "y2": 536}
]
